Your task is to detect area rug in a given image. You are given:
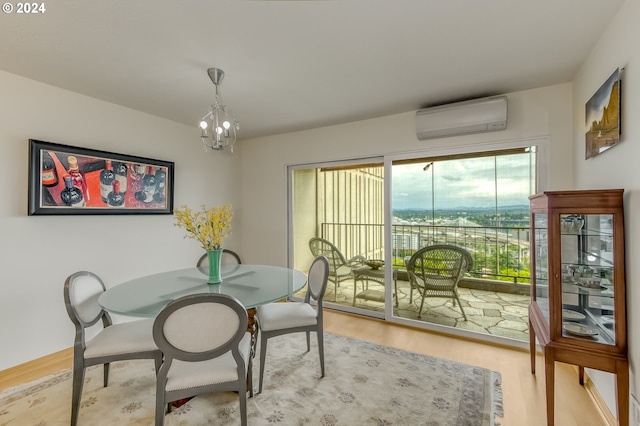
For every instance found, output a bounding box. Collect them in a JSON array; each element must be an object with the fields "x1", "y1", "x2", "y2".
[{"x1": 0, "y1": 333, "x2": 503, "y2": 425}]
